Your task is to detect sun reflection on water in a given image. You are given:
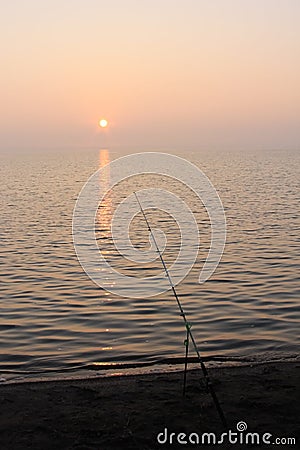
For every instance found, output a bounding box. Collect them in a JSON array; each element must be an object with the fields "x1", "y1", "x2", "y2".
[{"x1": 97, "y1": 149, "x2": 112, "y2": 239}]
